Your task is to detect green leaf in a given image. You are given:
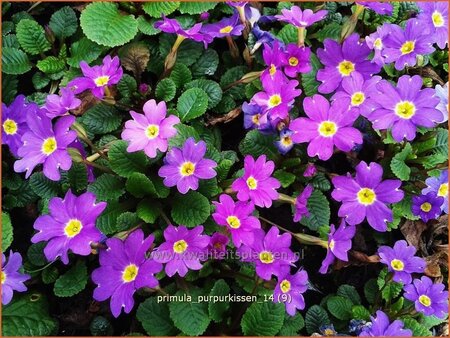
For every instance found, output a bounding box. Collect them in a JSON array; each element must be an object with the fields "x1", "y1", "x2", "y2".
[
  {"x1": 171, "y1": 191, "x2": 210, "y2": 227},
  {"x1": 169, "y1": 289, "x2": 210, "y2": 336},
  {"x1": 37, "y1": 56, "x2": 66, "y2": 74},
  {"x1": 80, "y1": 2, "x2": 138, "y2": 47},
  {"x1": 351, "y1": 305, "x2": 371, "y2": 321},
  {"x1": 49, "y1": 6, "x2": 78, "y2": 39},
  {"x1": 241, "y1": 302, "x2": 285, "y2": 336},
  {"x1": 311, "y1": 173, "x2": 331, "y2": 191},
  {"x1": 137, "y1": 297, "x2": 178, "y2": 336},
  {"x1": 126, "y1": 173, "x2": 159, "y2": 198},
  {"x1": 220, "y1": 66, "x2": 247, "y2": 100},
  {"x1": 364, "y1": 278, "x2": 378, "y2": 304},
  {"x1": 117, "y1": 74, "x2": 137, "y2": 98},
  {"x1": 2, "y1": 74, "x2": 19, "y2": 104},
  {"x1": 433, "y1": 128, "x2": 448, "y2": 157},
  {"x1": 156, "y1": 78, "x2": 177, "y2": 102},
  {"x1": 239, "y1": 130, "x2": 279, "y2": 161},
  {"x1": 29, "y1": 172, "x2": 61, "y2": 199},
  {"x1": 142, "y1": 2, "x2": 180, "y2": 17},
  {"x1": 305, "y1": 305, "x2": 331, "y2": 335},
  {"x1": 67, "y1": 38, "x2": 104, "y2": 68},
  {"x1": 170, "y1": 63, "x2": 192, "y2": 89},
  {"x1": 2, "y1": 212, "x2": 13, "y2": 252},
  {"x1": 191, "y1": 49, "x2": 219, "y2": 77},
  {"x1": 300, "y1": 190, "x2": 330, "y2": 231},
  {"x1": 137, "y1": 16, "x2": 160, "y2": 36},
  {"x1": 302, "y1": 53, "x2": 322, "y2": 96},
  {"x1": 66, "y1": 163, "x2": 88, "y2": 193},
  {"x1": 177, "y1": 88, "x2": 209, "y2": 122},
  {"x1": 317, "y1": 22, "x2": 341, "y2": 42},
  {"x1": 185, "y1": 79, "x2": 223, "y2": 109},
  {"x1": 2, "y1": 293, "x2": 58, "y2": 336},
  {"x1": 159, "y1": 35, "x2": 203, "y2": 66},
  {"x1": 179, "y1": 2, "x2": 217, "y2": 14},
  {"x1": 54, "y1": 261, "x2": 88, "y2": 297},
  {"x1": 390, "y1": 143, "x2": 413, "y2": 181},
  {"x1": 96, "y1": 201, "x2": 128, "y2": 235},
  {"x1": 326, "y1": 296, "x2": 353, "y2": 320},
  {"x1": 32, "y1": 72, "x2": 50, "y2": 90},
  {"x1": 420, "y1": 314, "x2": 448, "y2": 329},
  {"x1": 16, "y1": 19, "x2": 50, "y2": 55},
  {"x1": 278, "y1": 313, "x2": 305, "y2": 336},
  {"x1": 277, "y1": 24, "x2": 297, "y2": 44},
  {"x1": 337, "y1": 284, "x2": 361, "y2": 305},
  {"x1": 208, "y1": 279, "x2": 230, "y2": 323},
  {"x1": 41, "y1": 266, "x2": 59, "y2": 284},
  {"x1": 402, "y1": 317, "x2": 432, "y2": 336},
  {"x1": 169, "y1": 124, "x2": 200, "y2": 149},
  {"x1": 273, "y1": 170, "x2": 296, "y2": 188},
  {"x1": 377, "y1": 268, "x2": 403, "y2": 301},
  {"x1": 88, "y1": 174, "x2": 125, "y2": 202},
  {"x1": 109, "y1": 140, "x2": 148, "y2": 178},
  {"x1": 116, "y1": 212, "x2": 140, "y2": 231},
  {"x1": 27, "y1": 242, "x2": 48, "y2": 266},
  {"x1": 137, "y1": 199, "x2": 160, "y2": 223},
  {"x1": 81, "y1": 104, "x2": 122, "y2": 134},
  {"x1": 2, "y1": 47, "x2": 32, "y2": 75}
]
